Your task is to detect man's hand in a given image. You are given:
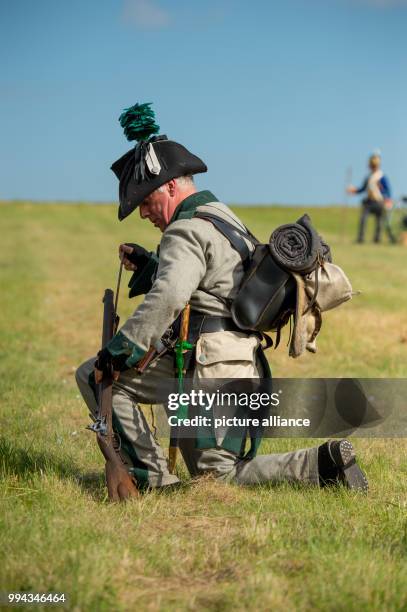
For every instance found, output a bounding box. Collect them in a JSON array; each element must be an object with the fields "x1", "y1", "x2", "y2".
[
  {"x1": 346, "y1": 185, "x2": 357, "y2": 194},
  {"x1": 119, "y1": 243, "x2": 151, "y2": 272},
  {"x1": 384, "y1": 198, "x2": 393, "y2": 210},
  {"x1": 94, "y1": 348, "x2": 128, "y2": 383}
]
